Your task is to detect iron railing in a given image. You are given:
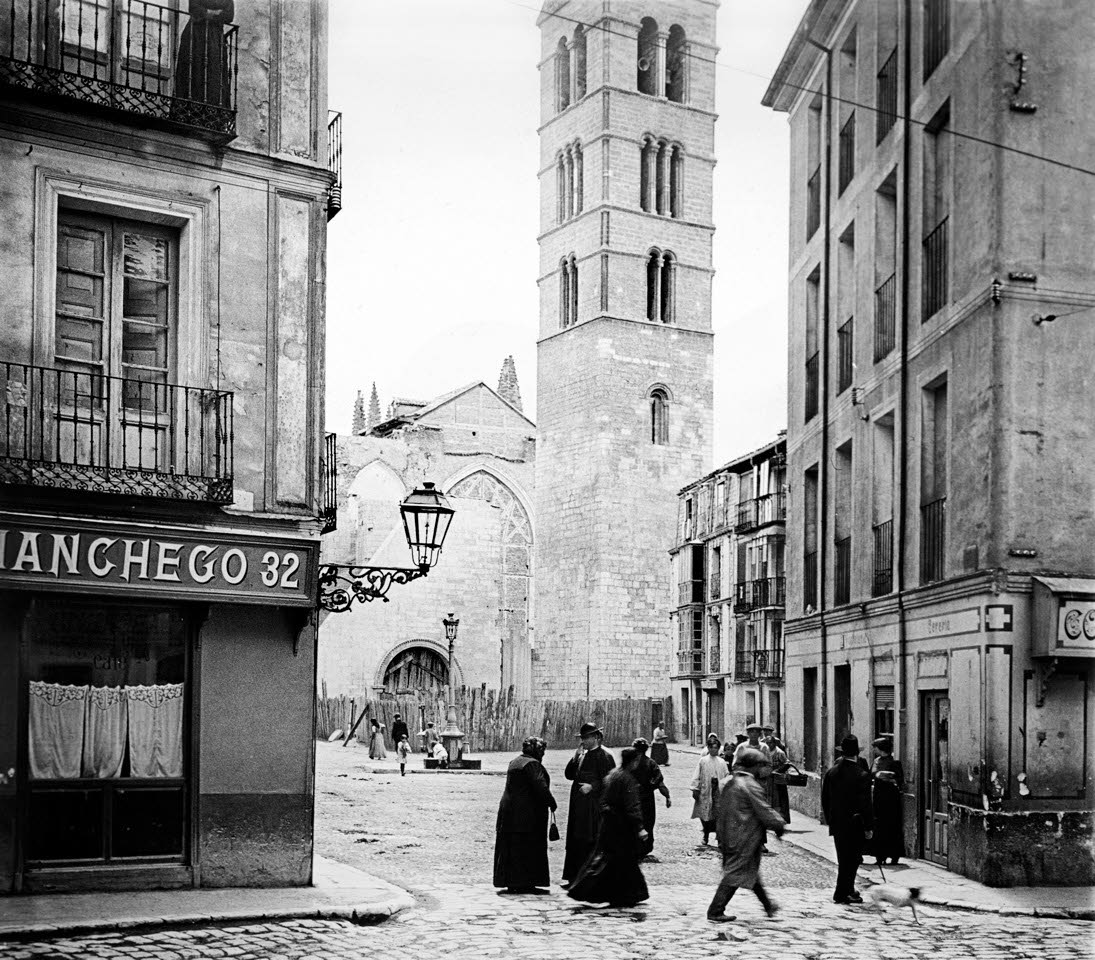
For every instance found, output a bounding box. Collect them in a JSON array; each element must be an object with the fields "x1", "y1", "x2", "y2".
[
  {"x1": 804, "y1": 549, "x2": 818, "y2": 612},
  {"x1": 1, "y1": 0, "x2": 239, "y2": 139},
  {"x1": 327, "y1": 110, "x2": 342, "y2": 221},
  {"x1": 838, "y1": 112, "x2": 855, "y2": 194},
  {"x1": 874, "y1": 272, "x2": 896, "y2": 361},
  {"x1": 834, "y1": 535, "x2": 852, "y2": 606},
  {"x1": 920, "y1": 496, "x2": 946, "y2": 584},
  {"x1": 805, "y1": 351, "x2": 820, "y2": 421},
  {"x1": 923, "y1": 0, "x2": 949, "y2": 80},
  {"x1": 922, "y1": 217, "x2": 949, "y2": 321},
  {"x1": 320, "y1": 432, "x2": 337, "y2": 533},
  {"x1": 735, "y1": 651, "x2": 755, "y2": 682},
  {"x1": 876, "y1": 48, "x2": 898, "y2": 143},
  {"x1": 735, "y1": 498, "x2": 757, "y2": 532},
  {"x1": 806, "y1": 165, "x2": 821, "y2": 238},
  {"x1": 737, "y1": 491, "x2": 787, "y2": 533},
  {"x1": 872, "y1": 518, "x2": 893, "y2": 597},
  {"x1": 734, "y1": 577, "x2": 786, "y2": 614},
  {"x1": 754, "y1": 647, "x2": 784, "y2": 682},
  {"x1": 837, "y1": 318, "x2": 854, "y2": 394},
  {"x1": 0, "y1": 361, "x2": 232, "y2": 502}
]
